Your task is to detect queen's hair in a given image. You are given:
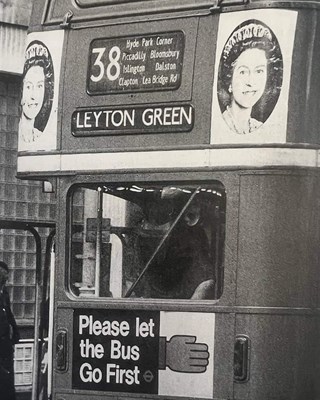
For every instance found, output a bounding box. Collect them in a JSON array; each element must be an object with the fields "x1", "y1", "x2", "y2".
[{"x1": 21, "y1": 41, "x2": 54, "y2": 132}]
